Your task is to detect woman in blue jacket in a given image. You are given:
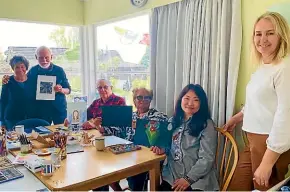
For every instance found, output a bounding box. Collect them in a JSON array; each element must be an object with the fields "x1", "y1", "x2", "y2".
[
  {"x1": 1, "y1": 56, "x2": 36, "y2": 131},
  {"x1": 153, "y1": 84, "x2": 219, "y2": 191}
]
